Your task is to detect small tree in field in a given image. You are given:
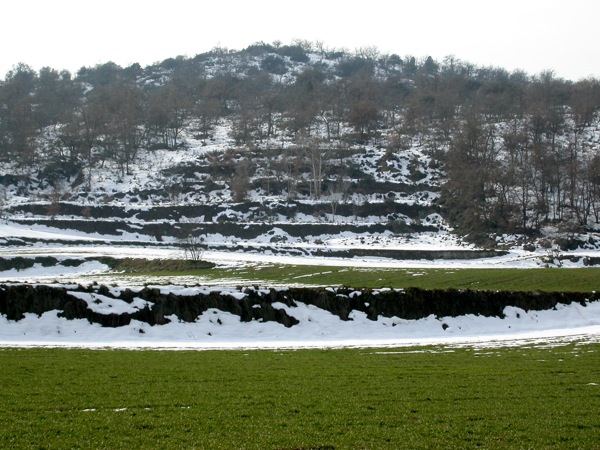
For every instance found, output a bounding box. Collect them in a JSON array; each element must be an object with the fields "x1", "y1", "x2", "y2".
[{"x1": 180, "y1": 235, "x2": 206, "y2": 261}]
